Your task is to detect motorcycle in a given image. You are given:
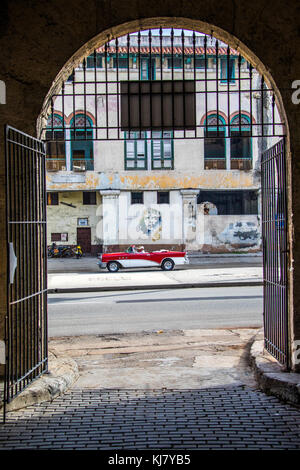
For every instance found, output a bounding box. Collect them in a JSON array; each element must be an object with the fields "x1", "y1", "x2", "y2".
[
  {"x1": 73, "y1": 245, "x2": 83, "y2": 258},
  {"x1": 48, "y1": 244, "x2": 79, "y2": 258}
]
